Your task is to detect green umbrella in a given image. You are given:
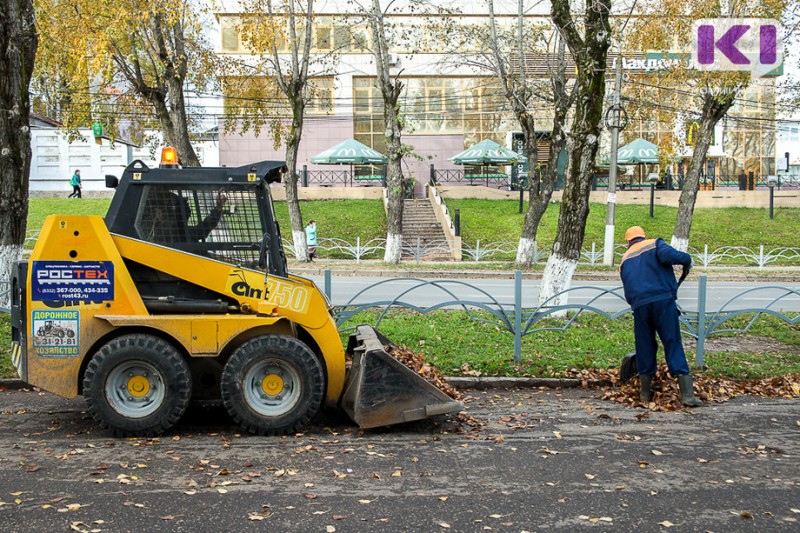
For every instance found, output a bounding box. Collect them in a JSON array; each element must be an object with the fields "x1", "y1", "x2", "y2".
[
  {"x1": 311, "y1": 138, "x2": 387, "y2": 164},
  {"x1": 450, "y1": 139, "x2": 528, "y2": 165},
  {"x1": 310, "y1": 138, "x2": 387, "y2": 187},
  {"x1": 450, "y1": 139, "x2": 528, "y2": 187},
  {"x1": 616, "y1": 138, "x2": 659, "y2": 164}
]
